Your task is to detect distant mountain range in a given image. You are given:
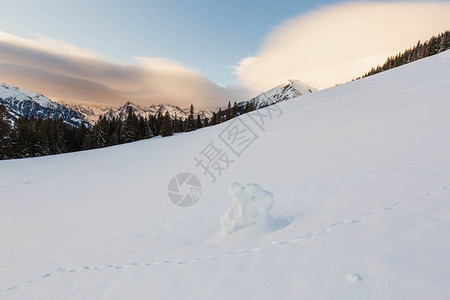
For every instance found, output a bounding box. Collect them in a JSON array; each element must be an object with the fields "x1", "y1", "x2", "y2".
[
  {"x1": 60, "y1": 101, "x2": 217, "y2": 126},
  {"x1": 0, "y1": 80, "x2": 315, "y2": 127}
]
